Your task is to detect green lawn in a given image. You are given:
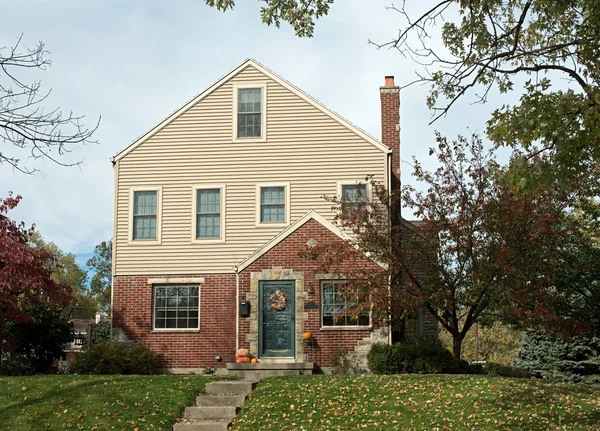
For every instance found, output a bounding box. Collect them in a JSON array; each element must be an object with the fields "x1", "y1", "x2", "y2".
[
  {"x1": 232, "y1": 374, "x2": 600, "y2": 431},
  {"x1": 0, "y1": 374, "x2": 225, "y2": 431}
]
